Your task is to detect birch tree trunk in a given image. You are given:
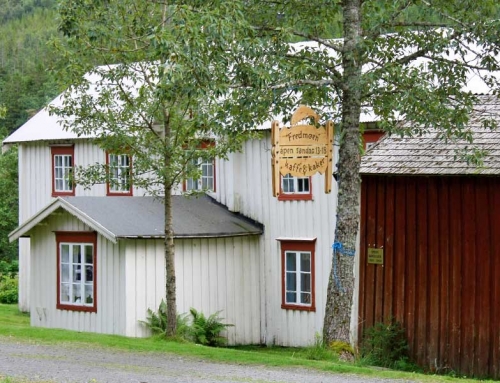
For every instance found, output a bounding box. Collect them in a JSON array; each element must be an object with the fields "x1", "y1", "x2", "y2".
[
  {"x1": 164, "y1": 112, "x2": 177, "y2": 337},
  {"x1": 323, "y1": 0, "x2": 363, "y2": 345}
]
